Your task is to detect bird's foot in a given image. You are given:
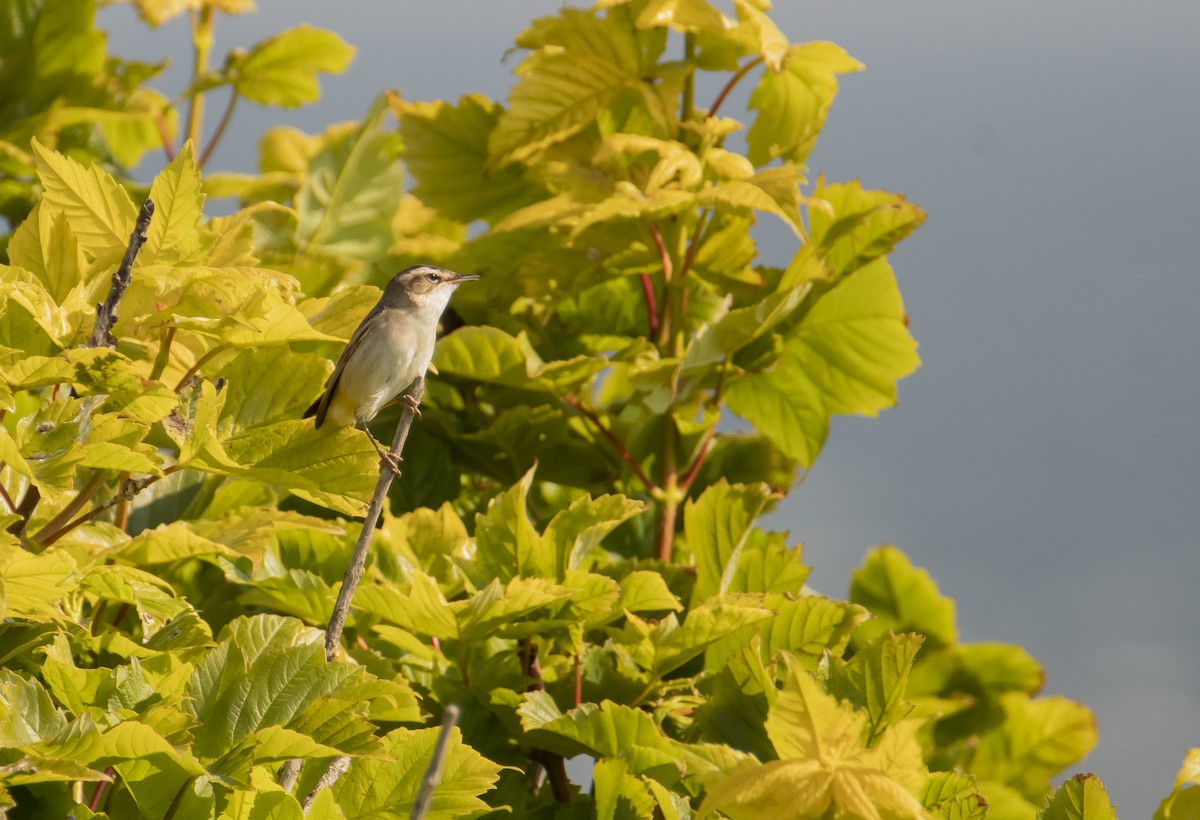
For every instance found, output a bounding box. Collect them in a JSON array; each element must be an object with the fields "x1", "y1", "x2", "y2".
[
  {"x1": 364, "y1": 429, "x2": 403, "y2": 476},
  {"x1": 402, "y1": 393, "x2": 423, "y2": 418},
  {"x1": 379, "y1": 450, "x2": 403, "y2": 477}
]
